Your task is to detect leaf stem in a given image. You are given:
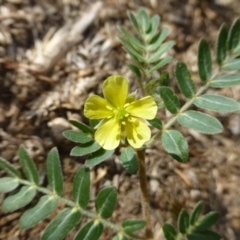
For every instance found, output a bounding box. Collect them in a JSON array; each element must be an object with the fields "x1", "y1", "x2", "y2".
[{"x1": 136, "y1": 149, "x2": 153, "y2": 239}]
